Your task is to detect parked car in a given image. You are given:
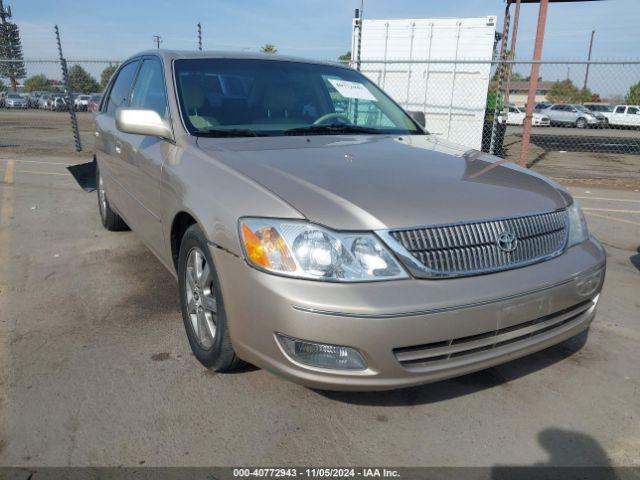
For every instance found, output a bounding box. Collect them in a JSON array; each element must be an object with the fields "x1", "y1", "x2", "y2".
[
  {"x1": 87, "y1": 93, "x2": 102, "y2": 112},
  {"x1": 505, "y1": 104, "x2": 550, "y2": 126},
  {"x1": 4, "y1": 93, "x2": 28, "y2": 109},
  {"x1": 74, "y1": 94, "x2": 91, "y2": 111},
  {"x1": 38, "y1": 93, "x2": 55, "y2": 109},
  {"x1": 584, "y1": 103, "x2": 614, "y2": 126},
  {"x1": 50, "y1": 96, "x2": 68, "y2": 111},
  {"x1": 93, "y1": 51, "x2": 605, "y2": 390},
  {"x1": 541, "y1": 103, "x2": 605, "y2": 128},
  {"x1": 0, "y1": 91, "x2": 6, "y2": 108},
  {"x1": 608, "y1": 105, "x2": 640, "y2": 129},
  {"x1": 26, "y1": 91, "x2": 44, "y2": 108}
]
